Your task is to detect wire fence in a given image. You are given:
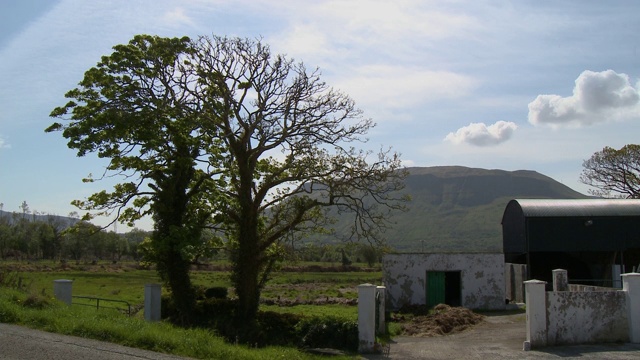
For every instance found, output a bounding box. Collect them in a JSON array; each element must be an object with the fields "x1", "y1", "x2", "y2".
[{"x1": 72, "y1": 295, "x2": 132, "y2": 316}]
